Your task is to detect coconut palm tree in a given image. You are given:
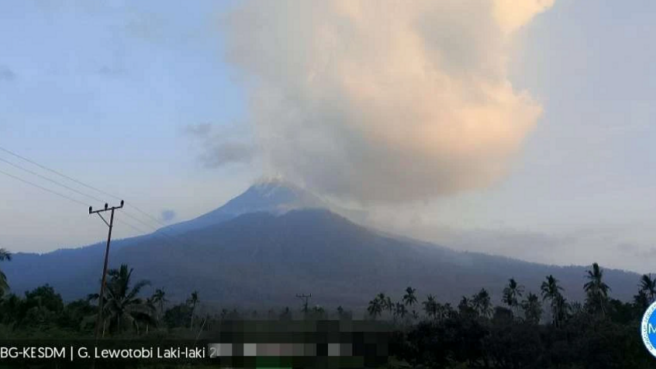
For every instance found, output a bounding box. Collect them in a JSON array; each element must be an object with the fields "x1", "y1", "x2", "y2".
[
  {"x1": 0, "y1": 248, "x2": 11, "y2": 294},
  {"x1": 403, "y1": 287, "x2": 417, "y2": 308},
  {"x1": 584, "y1": 263, "x2": 611, "y2": 316},
  {"x1": 385, "y1": 296, "x2": 394, "y2": 314},
  {"x1": 458, "y1": 296, "x2": 476, "y2": 317},
  {"x1": 521, "y1": 292, "x2": 542, "y2": 325},
  {"x1": 502, "y1": 278, "x2": 524, "y2": 315},
  {"x1": 367, "y1": 297, "x2": 383, "y2": 319},
  {"x1": 472, "y1": 289, "x2": 492, "y2": 318},
  {"x1": 150, "y1": 289, "x2": 167, "y2": 318},
  {"x1": 394, "y1": 302, "x2": 407, "y2": 319},
  {"x1": 541, "y1": 275, "x2": 565, "y2": 326},
  {"x1": 635, "y1": 290, "x2": 651, "y2": 310},
  {"x1": 640, "y1": 274, "x2": 656, "y2": 303},
  {"x1": 187, "y1": 291, "x2": 200, "y2": 328},
  {"x1": 90, "y1": 264, "x2": 155, "y2": 336},
  {"x1": 423, "y1": 295, "x2": 438, "y2": 319}
]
